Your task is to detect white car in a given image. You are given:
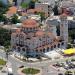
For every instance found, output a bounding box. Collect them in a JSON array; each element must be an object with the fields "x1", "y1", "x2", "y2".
[{"x1": 7, "y1": 67, "x2": 13, "y2": 75}]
